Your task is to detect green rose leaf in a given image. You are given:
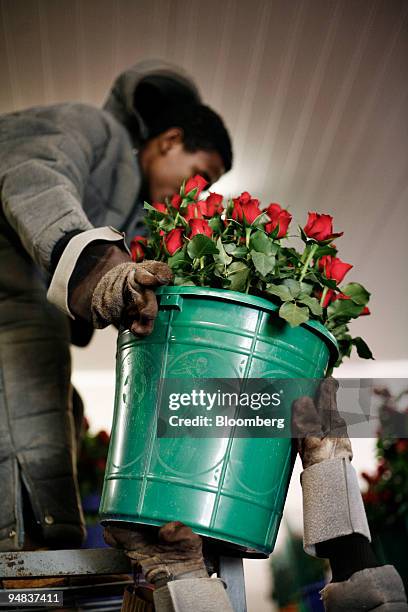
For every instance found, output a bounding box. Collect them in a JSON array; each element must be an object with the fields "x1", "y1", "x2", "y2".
[
  {"x1": 341, "y1": 282, "x2": 370, "y2": 305},
  {"x1": 299, "y1": 282, "x2": 314, "y2": 296},
  {"x1": 214, "y1": 237, "x2": 232, "y2": 266},
  {"x1": 158, "y1": 217, "x2": 176, "y2": 232},
  {"x1": 250, "y1": 230, "x2": 278, "y2": 255},
  {"x1": 228, "y1": 271, "x2": 250, "y2": 292},
  {"x1": 187, "y1": 235, "x2": 219, "y2": 259},
  {"x1": 224, "y1": 244, "x2": 248, "y2": 257},
  {"x1": 297, "y1": 295, "x2": 323, "y2": 316},
  {"x1": 250, "y1": 251, "x2": 275, "y2": 277},
  {"x1": 144, "y1": 201, "x2": 164, "y2": 212},
  {"x1": 168, "y1": 249, "x2": 188, "y2": 270},
  {"x1": 319, "y1": 276, "x2": 338, "y2": 290},
  {"x1": 352, "y1": 337, "x2": 374, "y2": 359},
  {"x1": 282, "y1": 278, "x2": 302, "y2": 298},
  {"x1": 209, "y1": 217, "x2": 224, "y2": 233},
  {"x1": 279, "y1": 302, "x2": 309, "y2": 327},
  {"x1": 327, "y1": 298, "x2": 367, "y2": 321},
  {"x1": 265, "y1": 283, "x2": 293, "y2": 301},
  {"x1": 174, "y1": 276, "x2": 196, "y2": 286},
  {"x1": 314, "y1": 245, "x2": 338, "y2": 258}
]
